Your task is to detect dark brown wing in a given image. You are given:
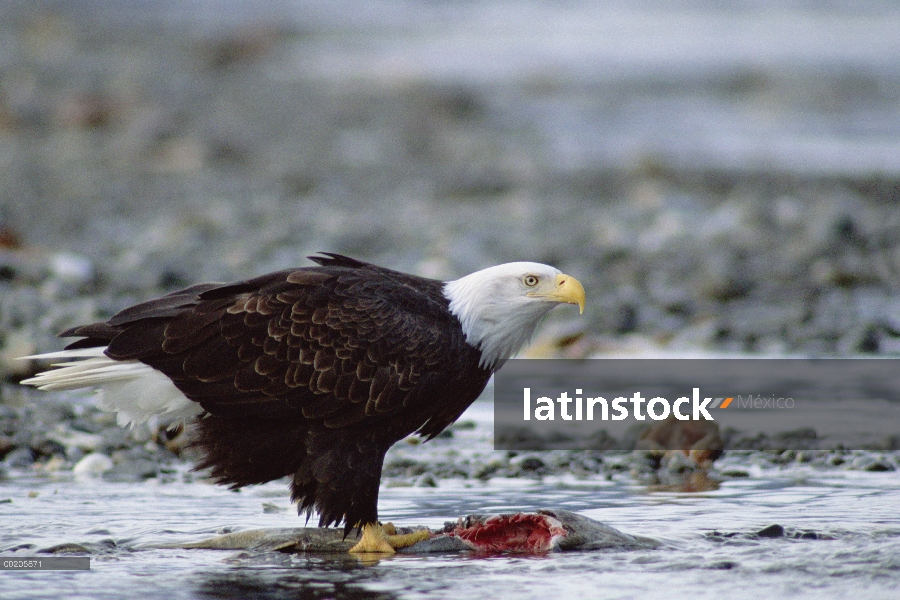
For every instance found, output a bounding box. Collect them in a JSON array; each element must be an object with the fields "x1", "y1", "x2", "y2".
[
  {"x1": 66, "y1": 256, "x2": 484, "y2": 432},
  {"x1": 61, "y1": 255, "x2": 491, "y2": 528}
]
